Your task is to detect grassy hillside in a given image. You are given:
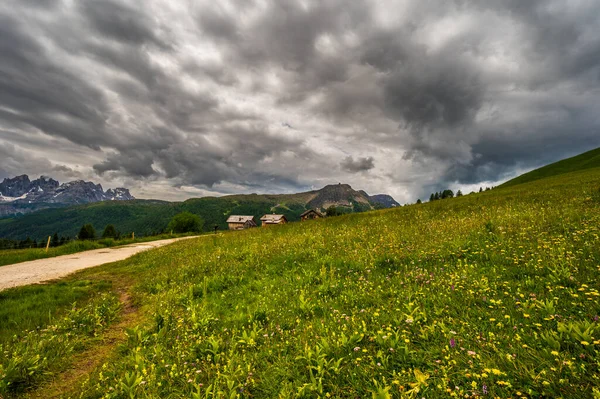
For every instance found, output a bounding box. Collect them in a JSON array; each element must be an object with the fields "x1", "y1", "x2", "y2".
[
  {"x1": 501, "y1": 146, "x2": 600, "y2": 188},
  {"x1": 1, "y1": 167, "x2": 599, "y2": 398}
]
